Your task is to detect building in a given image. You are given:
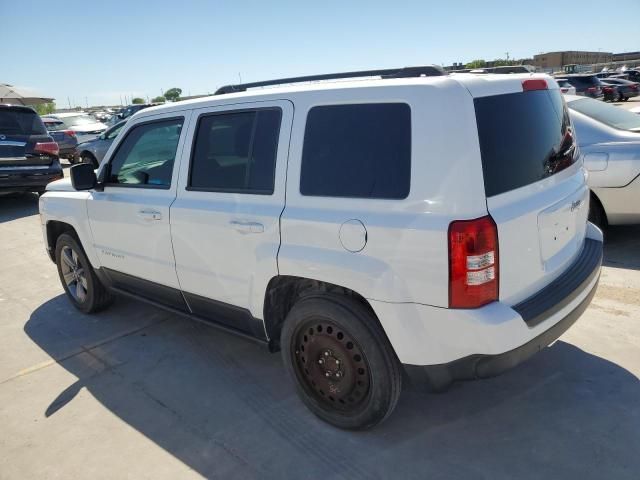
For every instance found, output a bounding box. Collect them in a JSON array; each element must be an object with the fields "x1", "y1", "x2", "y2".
[
  {"x1": 612, "y1": 51, "x2": 640, "y2": 63},
  {"x1": 533, "y1": 51, "x2": 613, "y2": 71}
]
